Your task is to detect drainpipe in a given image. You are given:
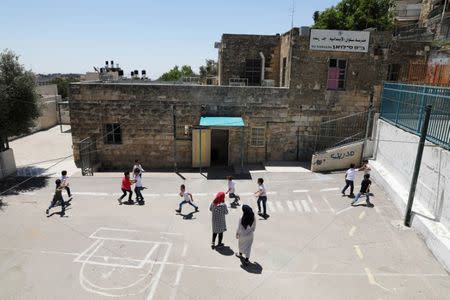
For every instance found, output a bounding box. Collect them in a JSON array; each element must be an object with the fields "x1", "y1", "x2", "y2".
[
  {"x1": 259, "y1": 52, "x2": 265, "y2": 84},
  {"x1": 441, "y1": 0, "x2": 448, "y2": 25}
]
